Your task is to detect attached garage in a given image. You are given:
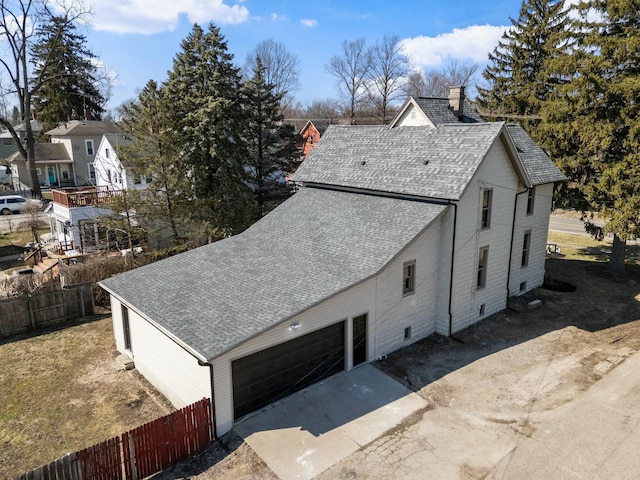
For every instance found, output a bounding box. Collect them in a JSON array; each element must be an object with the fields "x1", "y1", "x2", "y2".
[{"x1": 232, "y1": 321, "x2": 345, "y2": 419}]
